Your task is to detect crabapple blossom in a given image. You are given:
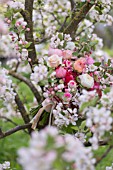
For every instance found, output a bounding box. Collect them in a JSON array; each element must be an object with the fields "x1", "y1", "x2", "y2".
[{"x1": 18, "y1": 126, "x2": 95, "y2": 170}]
